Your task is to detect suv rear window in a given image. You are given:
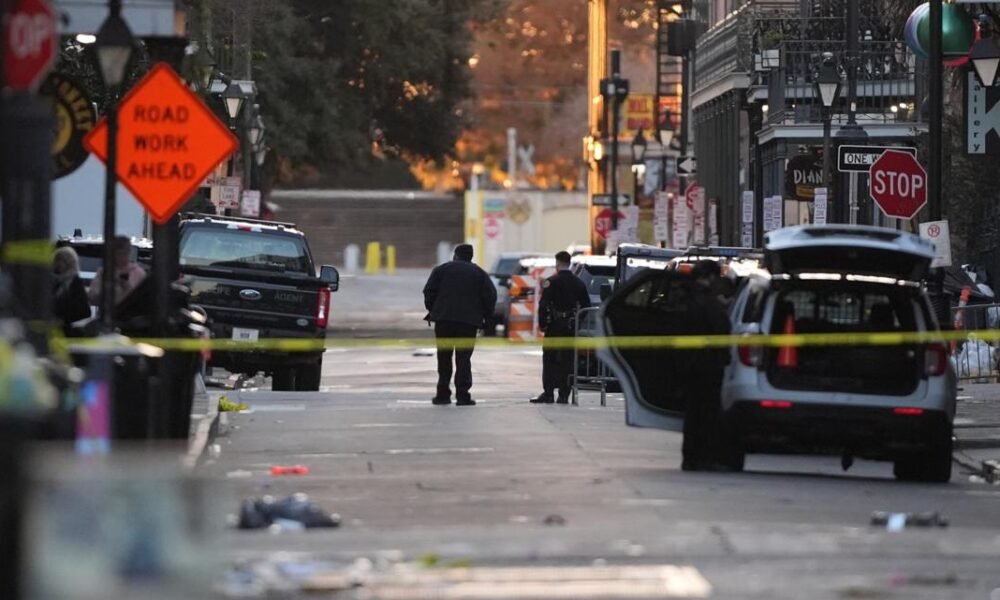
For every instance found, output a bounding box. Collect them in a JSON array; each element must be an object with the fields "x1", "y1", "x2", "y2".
[
  {"x1": 493, "y1": 258, "x2": 524, "y2": 277},
  {"x1": 767, "y1": 283, "x2": 923, "y2": 395},
  {"x1": 180, "y1": 228, "x2": 312, "y2": 274}
]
